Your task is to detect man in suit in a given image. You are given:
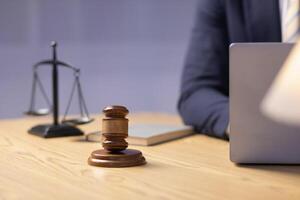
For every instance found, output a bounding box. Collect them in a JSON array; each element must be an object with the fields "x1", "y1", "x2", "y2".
[{"x1": 178, "y1": 0, "x2": 298, "y2": 139}]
